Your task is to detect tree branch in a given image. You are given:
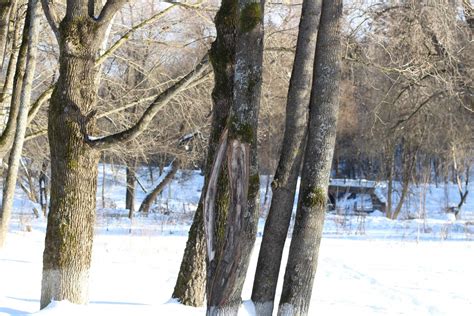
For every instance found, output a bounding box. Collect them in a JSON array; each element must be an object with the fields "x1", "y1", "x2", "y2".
[
  {"x1": 87, "y1": 54, "x2": 209, "y2": 149},
  {"x1": 97, "y1": 0, "x2": 129, "y2": 23},
  {"x1": 41, "y1": 0, "x2": 60, "y2": 40},
  {"x1": 391, "y1": 91, "x2": 445, "y2": 130},
  {"x1": 96, "y1": 4, "x2": 176, "y2": 66},
  {"x1": 27, "y1": 84, "x2": 54, "y2": 125}
]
